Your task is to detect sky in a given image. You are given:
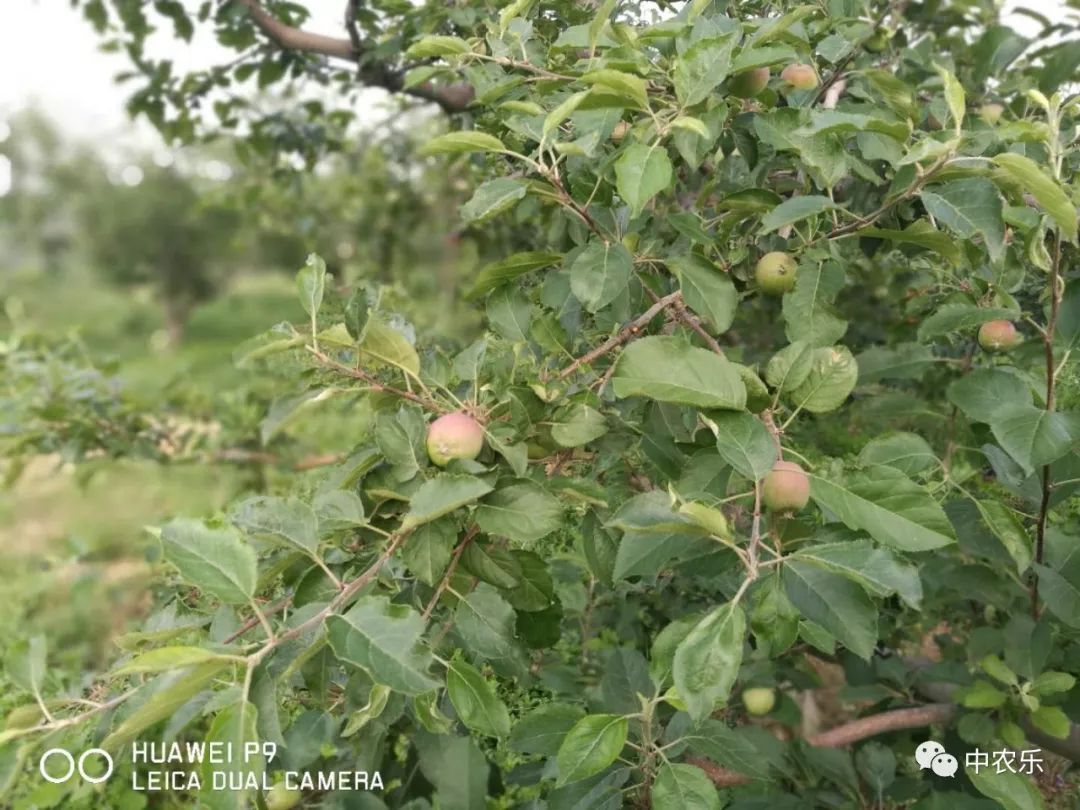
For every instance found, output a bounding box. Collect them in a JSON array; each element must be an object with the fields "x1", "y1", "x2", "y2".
[{"x1": 0, "y1": 0, "x2": 1067, "y2": 156}]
